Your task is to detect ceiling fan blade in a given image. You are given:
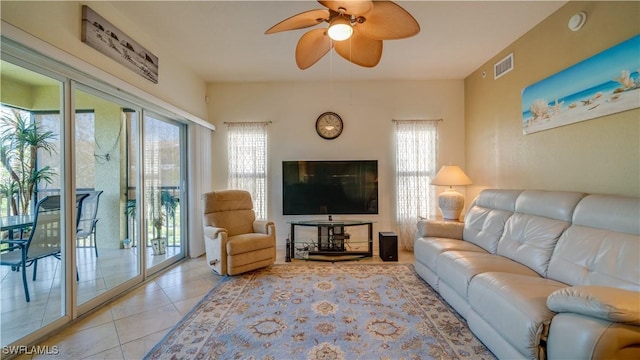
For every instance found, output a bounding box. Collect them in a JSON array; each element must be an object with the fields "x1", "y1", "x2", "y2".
[
  {"x1": 265, "y1": 9, "x2": 329, "y2": 34},
  {"x1": 318, "y1": 0, "x2": 373, "y2": 15},
  {"x1": 334, "y1": 29, "x2": 382, "y2": 67},
  {"x1": 296, "y1": 28, "x2": 333, "y2": 69},
  {"x1": 357, "y1": 1, "x2": 420, "y2": 40}
]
